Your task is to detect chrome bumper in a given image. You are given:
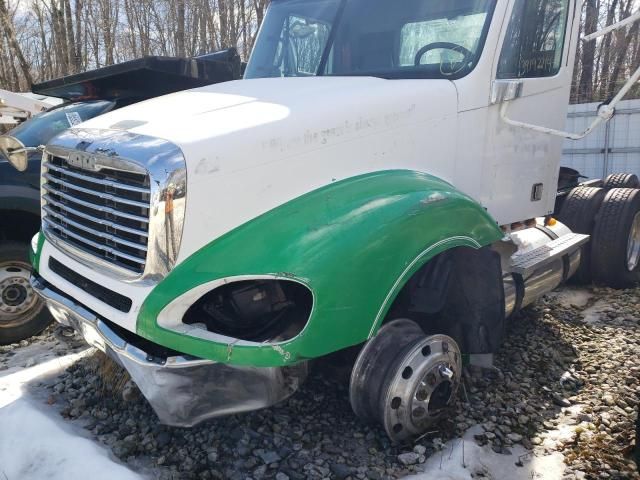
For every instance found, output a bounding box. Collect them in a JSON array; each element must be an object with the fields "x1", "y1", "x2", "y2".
[{"x1": 31, "y1": 274, "x2": 307, "y2": 427}]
